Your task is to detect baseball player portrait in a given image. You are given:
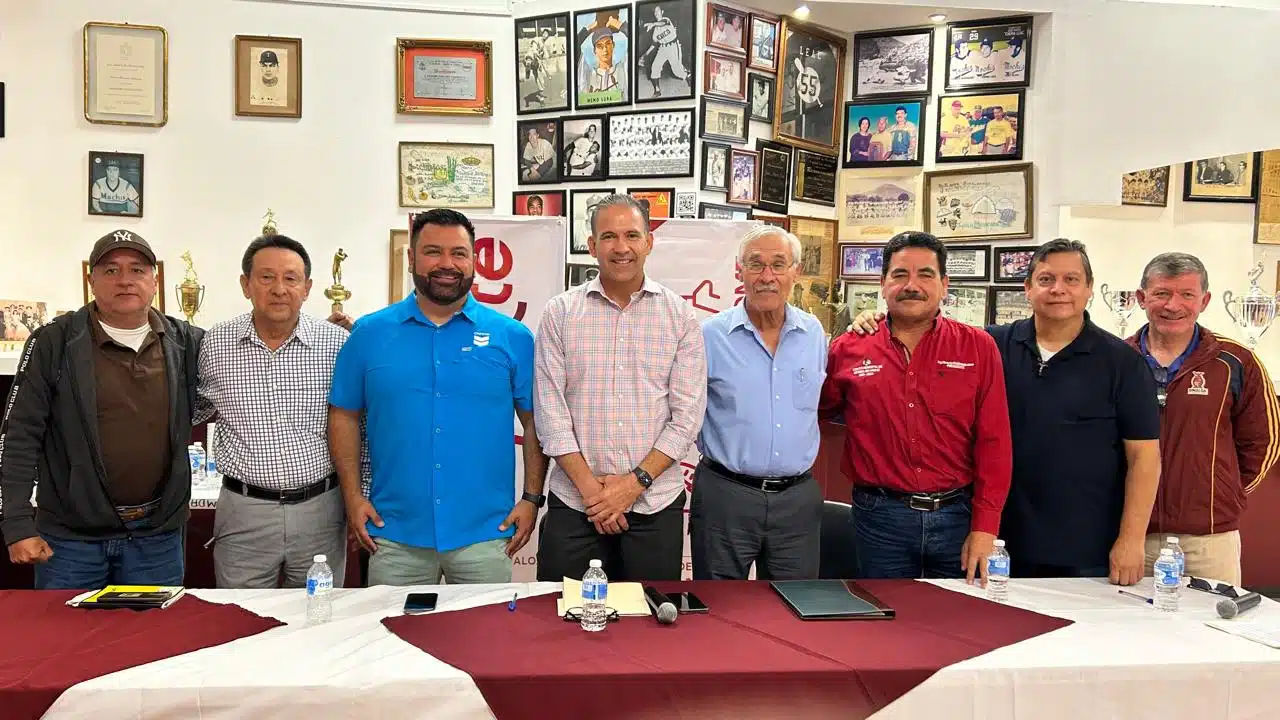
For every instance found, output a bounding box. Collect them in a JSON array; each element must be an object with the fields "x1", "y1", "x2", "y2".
[
  {"x1": 88, "y1": 153, "x2": 143, "y2": 217},
  {"x1": 779, "y1": 26, "x2": 841, "y2": 149},
  {"x1": 635, "y1": 0, "x2": 692, "y2": 101},
  {"x1": 249, "y1": 48, "x2": 288, "y2": 107},
  {"x1": 574, "y1": 8, "x2": 631, "y2": 108},
  {"x1": 516, "y1": 16, "x2": 569, "y2": 113},
  {"x1": 562, "y1": 119, "x2": 604, "y2": 179}
]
